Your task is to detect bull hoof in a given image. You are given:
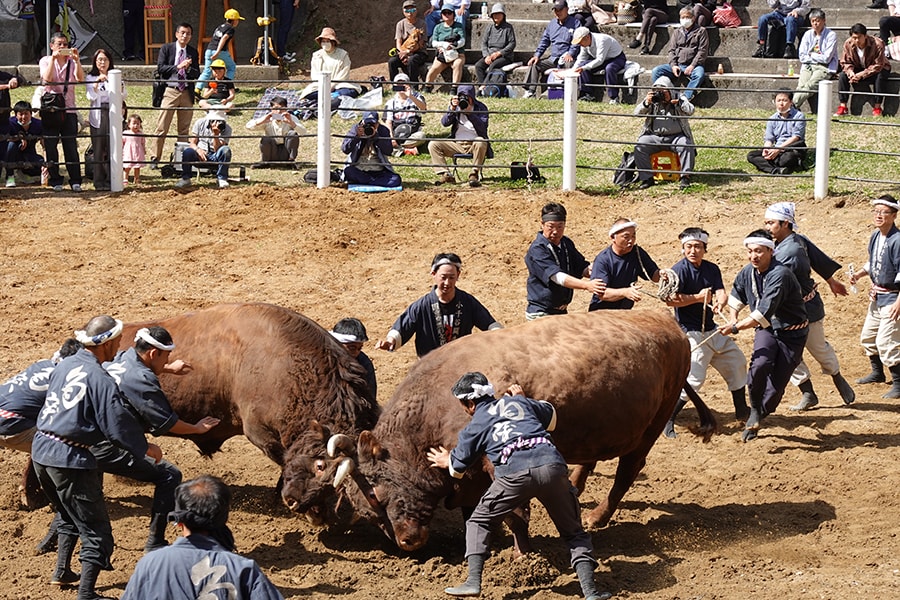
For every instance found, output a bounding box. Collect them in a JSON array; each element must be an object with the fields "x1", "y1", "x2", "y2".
[{"x1": 663, "y1": 421, "x2": 676, "y2": 439}]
